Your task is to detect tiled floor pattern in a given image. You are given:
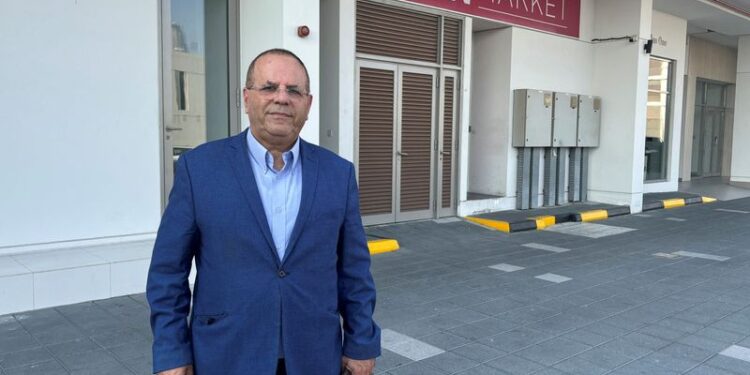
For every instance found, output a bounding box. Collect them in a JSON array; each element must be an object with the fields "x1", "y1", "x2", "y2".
[{"x1": 2, "y1": 198, "x2": 750, "y2": 373}]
